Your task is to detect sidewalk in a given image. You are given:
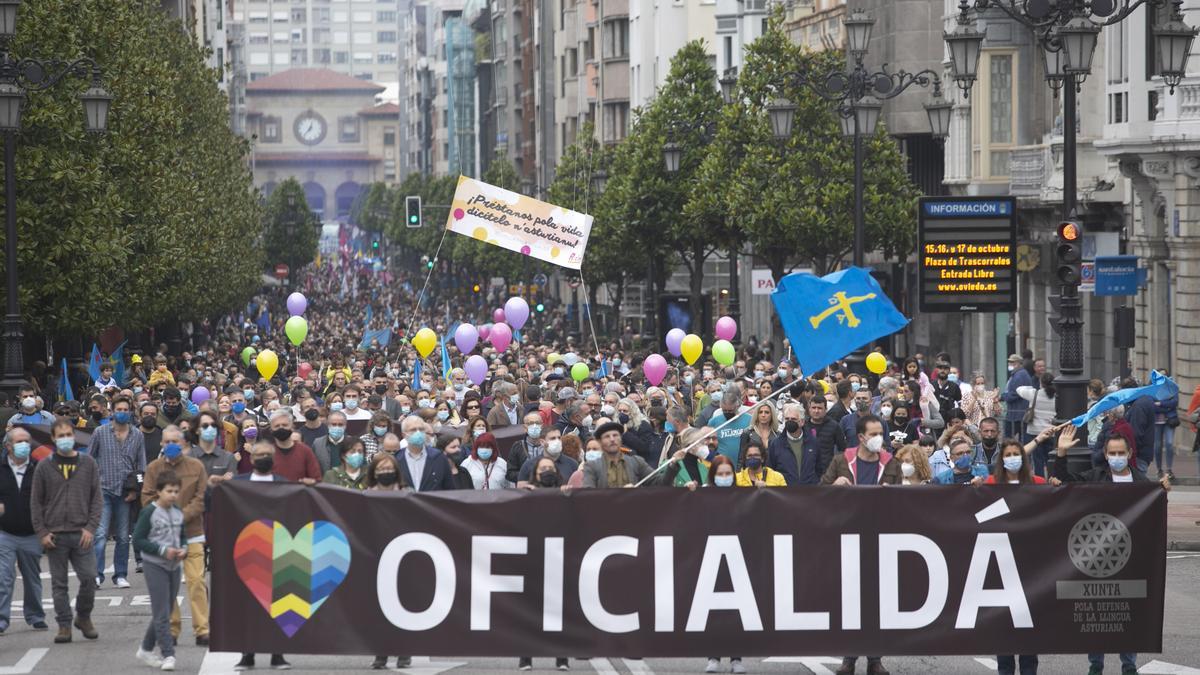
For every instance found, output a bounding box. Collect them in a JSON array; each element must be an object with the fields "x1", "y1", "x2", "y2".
[{"x1": 1167, "y1": 486, "x2": 1200, "y2": 551}]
